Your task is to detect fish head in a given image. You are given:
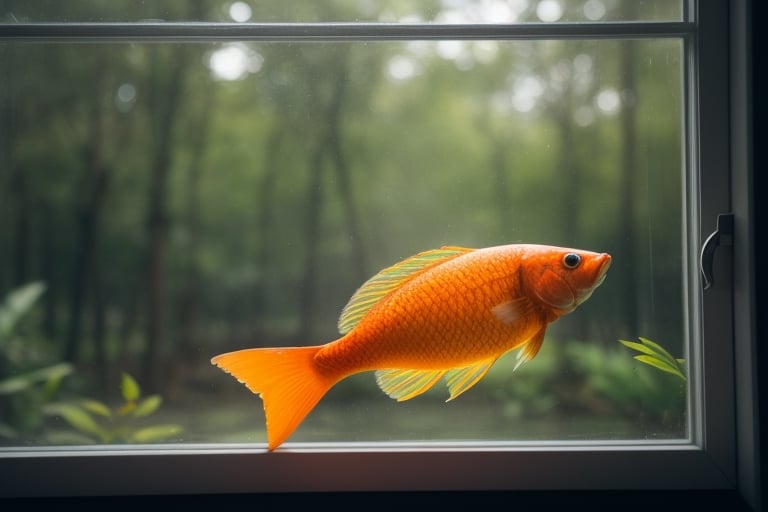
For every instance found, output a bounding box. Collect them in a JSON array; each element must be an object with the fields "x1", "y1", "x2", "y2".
[{"x1": 522, "y1": 245, "x2": 612, "y2": 314}]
